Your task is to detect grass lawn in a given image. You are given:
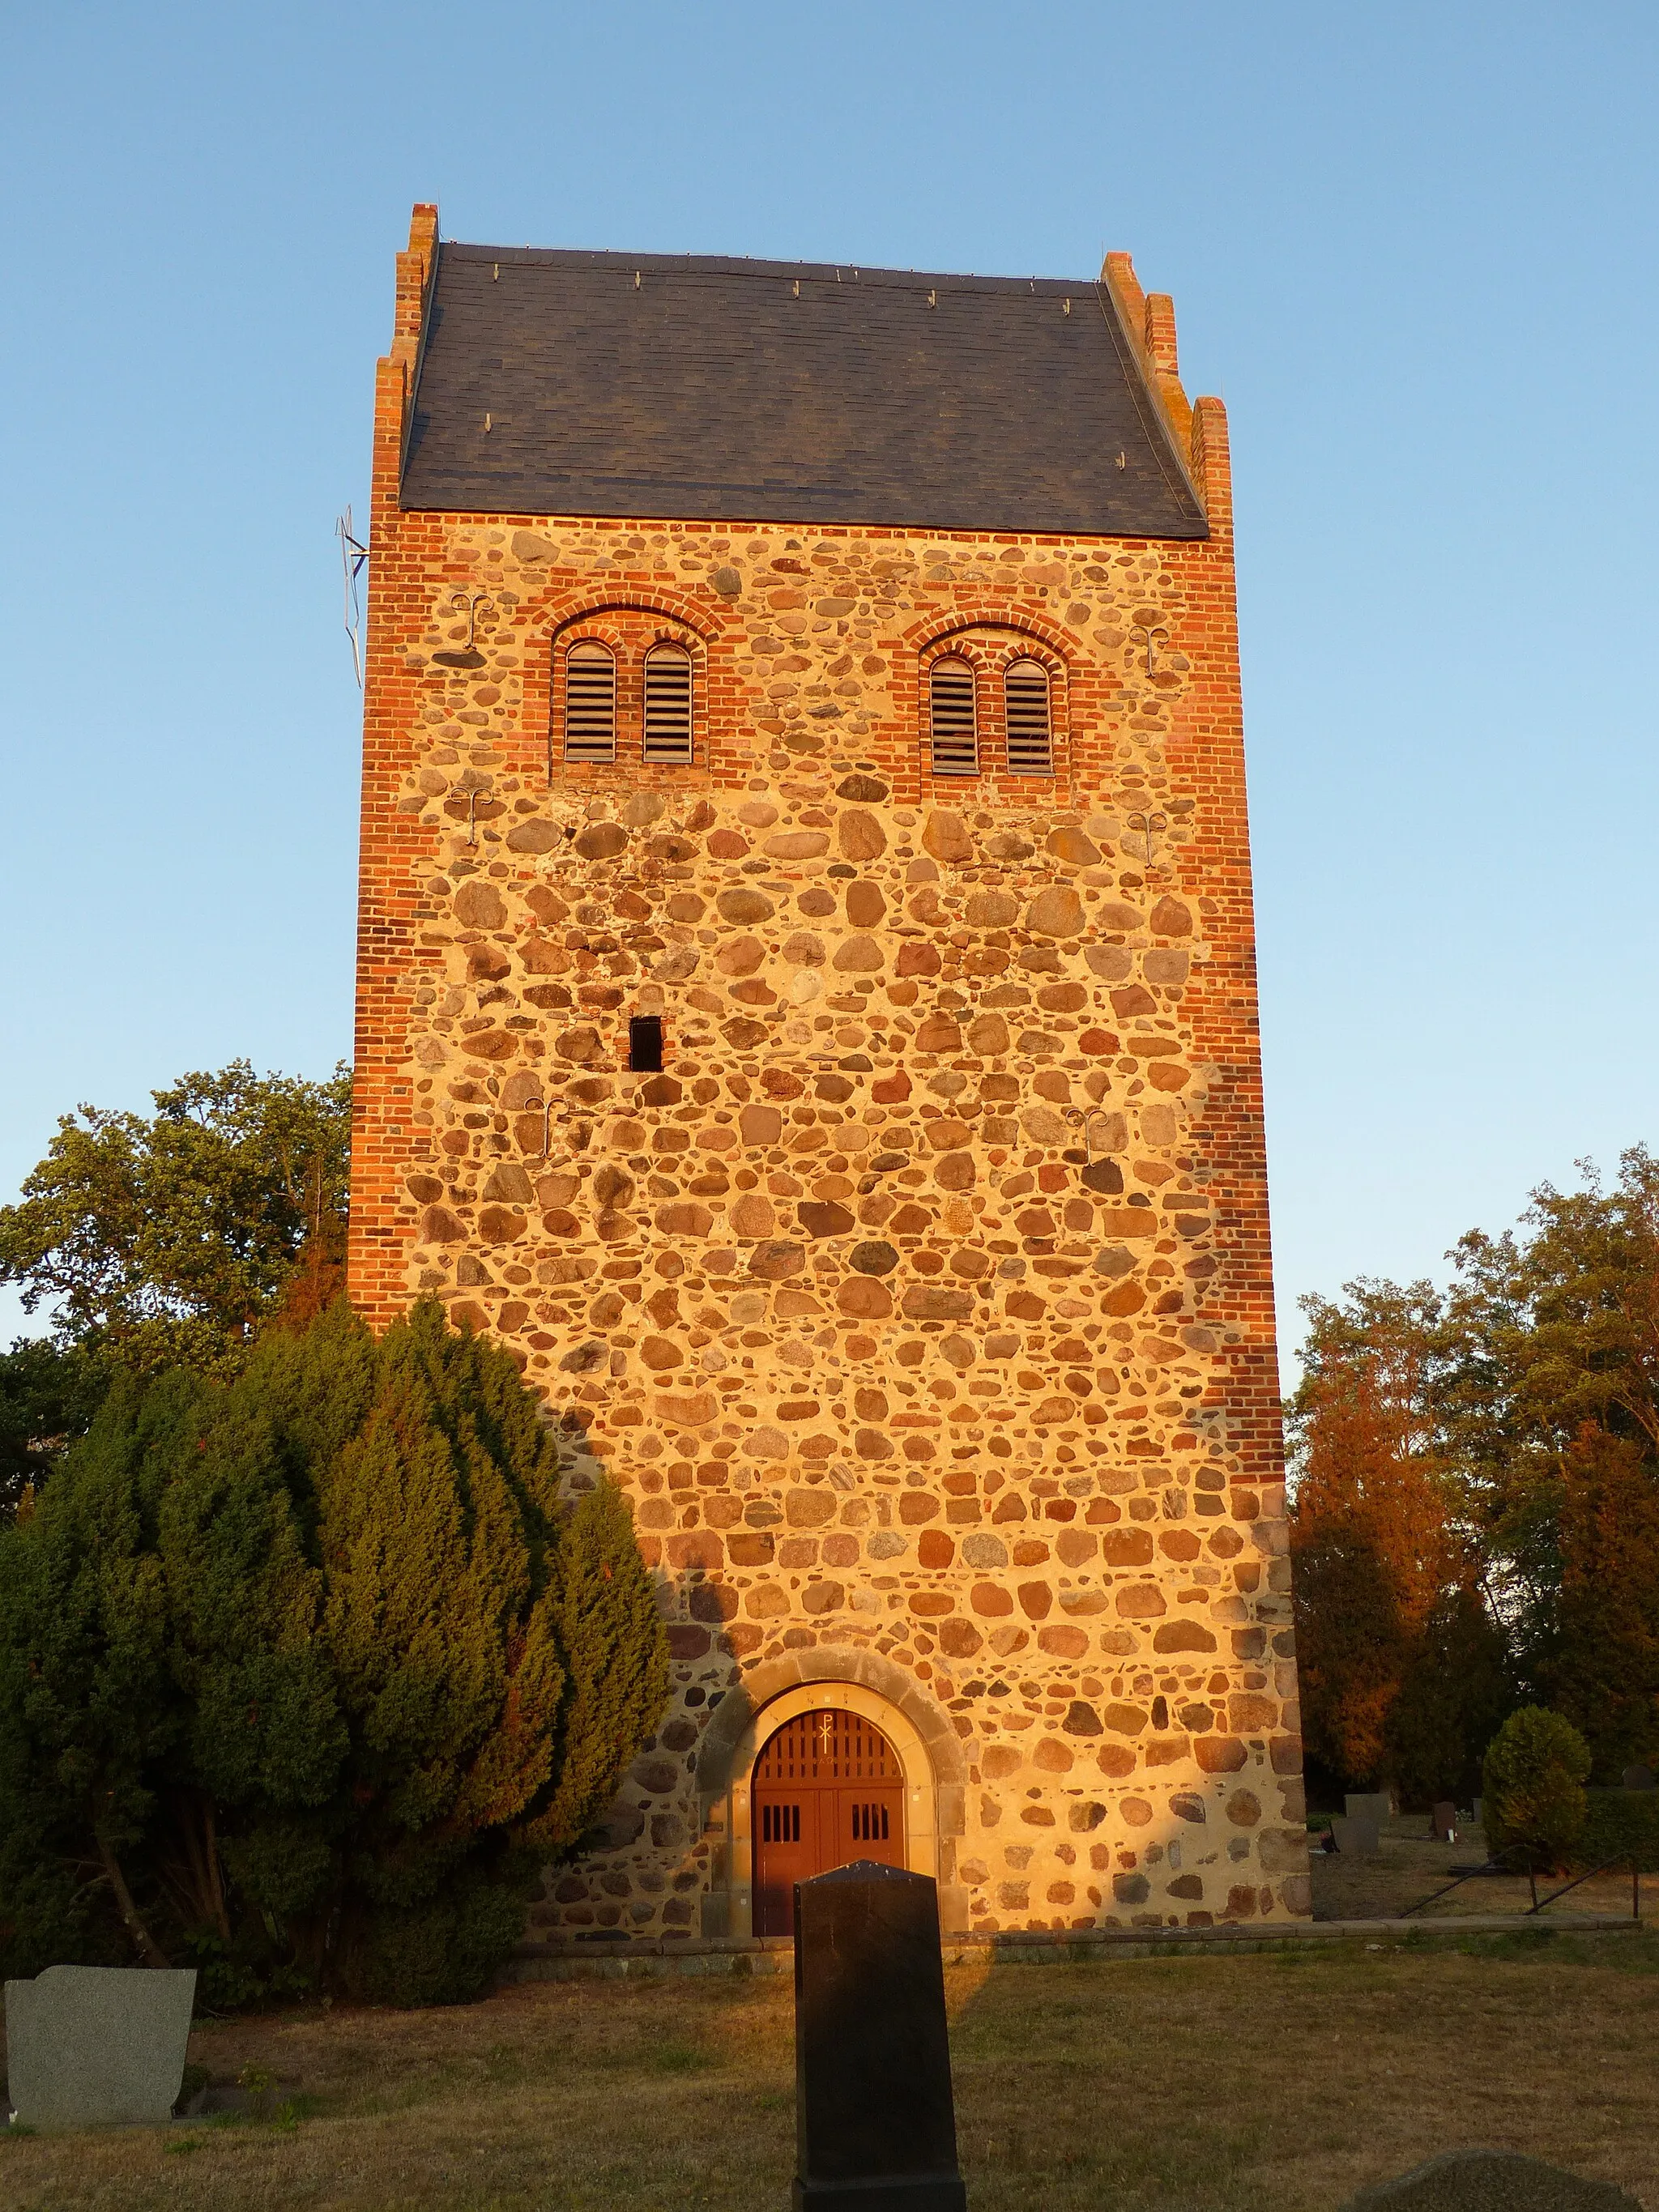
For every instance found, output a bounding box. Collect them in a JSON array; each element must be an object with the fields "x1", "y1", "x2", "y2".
[{"x1": 4, "y1": 1928, "x2": 1657, "y2": 2210}]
